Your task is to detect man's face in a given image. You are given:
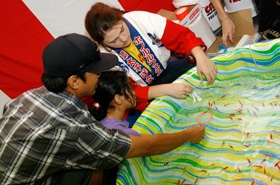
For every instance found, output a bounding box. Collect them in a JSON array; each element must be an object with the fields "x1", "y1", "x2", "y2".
[{"x1": 80, "y1": 72, "x2": 101, "y2": 97}]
